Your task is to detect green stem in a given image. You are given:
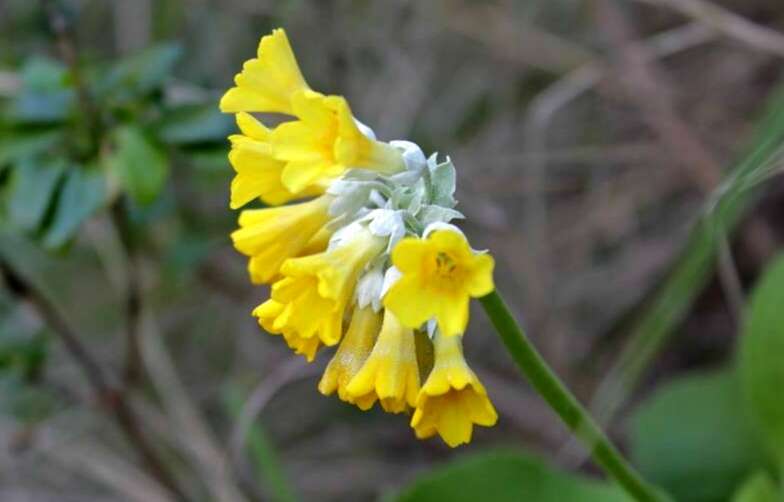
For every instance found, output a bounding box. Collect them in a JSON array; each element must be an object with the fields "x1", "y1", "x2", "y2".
[{"x1": 479, "y1": 291, "x2": 668, "y2": 502}]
